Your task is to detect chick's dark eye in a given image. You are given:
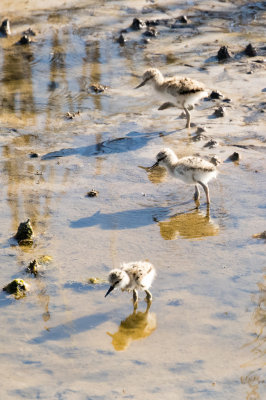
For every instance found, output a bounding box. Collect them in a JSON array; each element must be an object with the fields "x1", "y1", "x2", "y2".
[{"x1": 114, "y1": 280, "x2": 120, "y2": 285}]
